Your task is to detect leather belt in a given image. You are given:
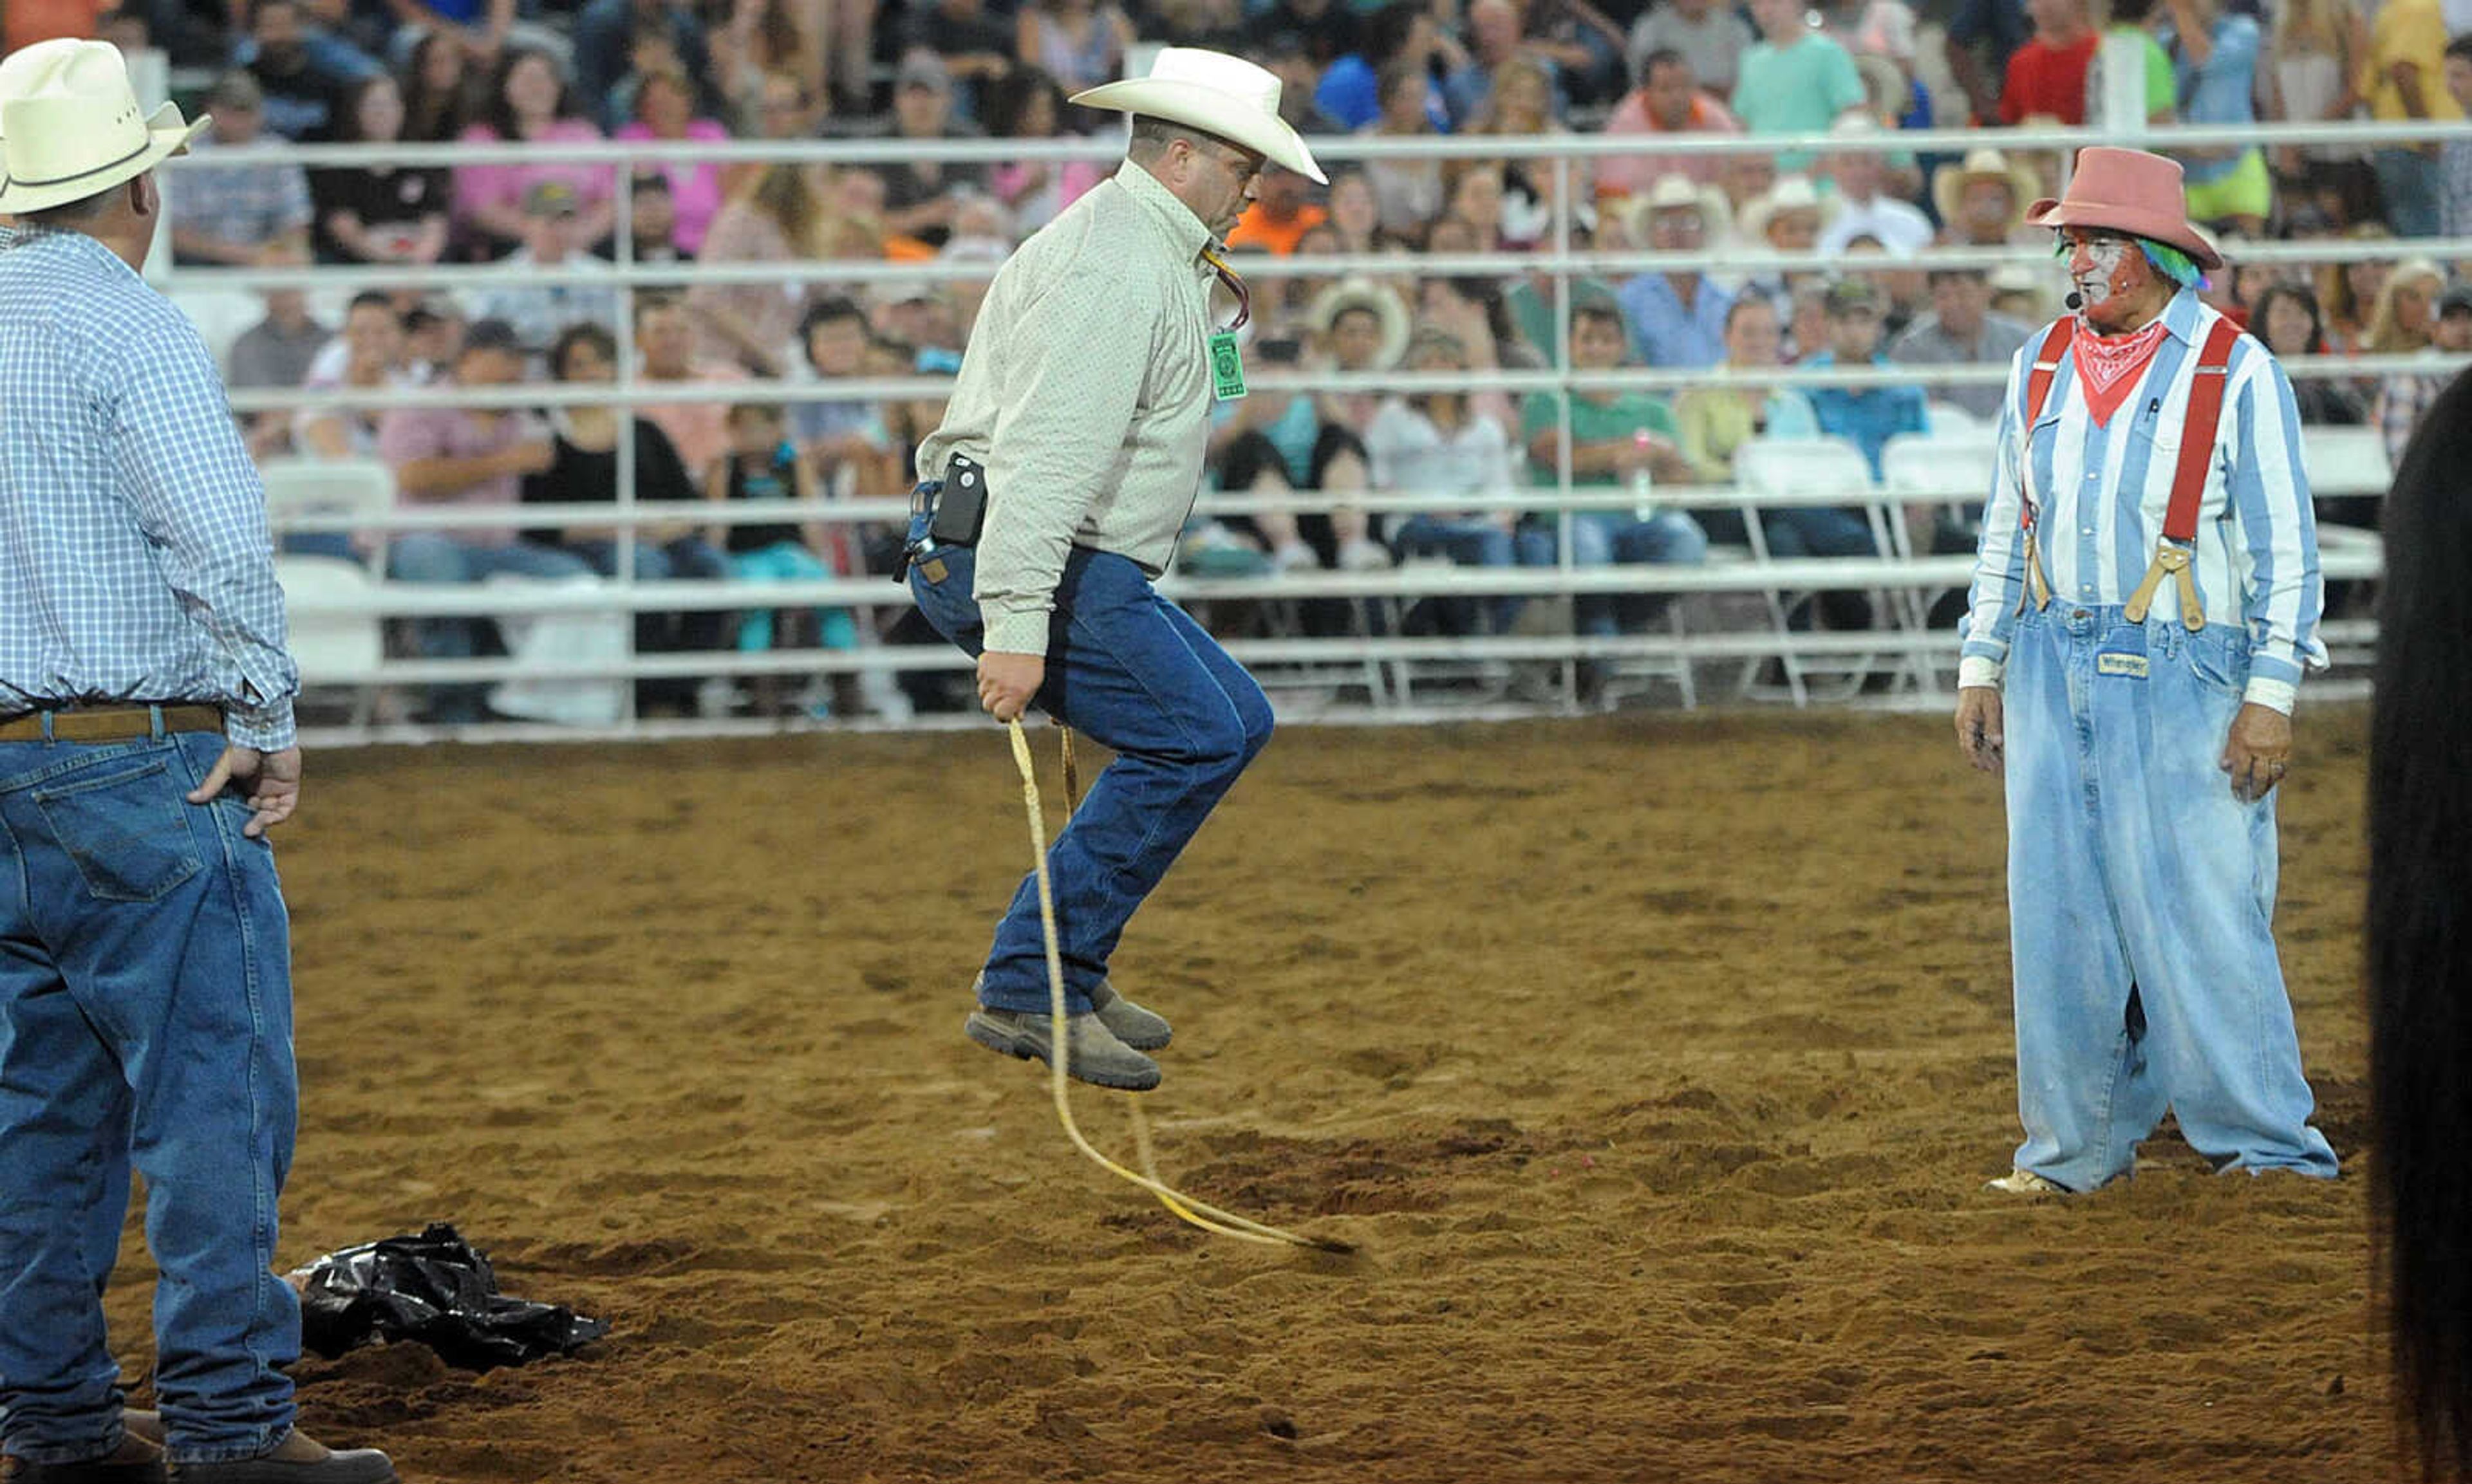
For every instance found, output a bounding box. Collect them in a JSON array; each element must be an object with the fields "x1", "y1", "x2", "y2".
[{"x1": 0, "y1": 705, "x2": 227, "y2": 743}]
